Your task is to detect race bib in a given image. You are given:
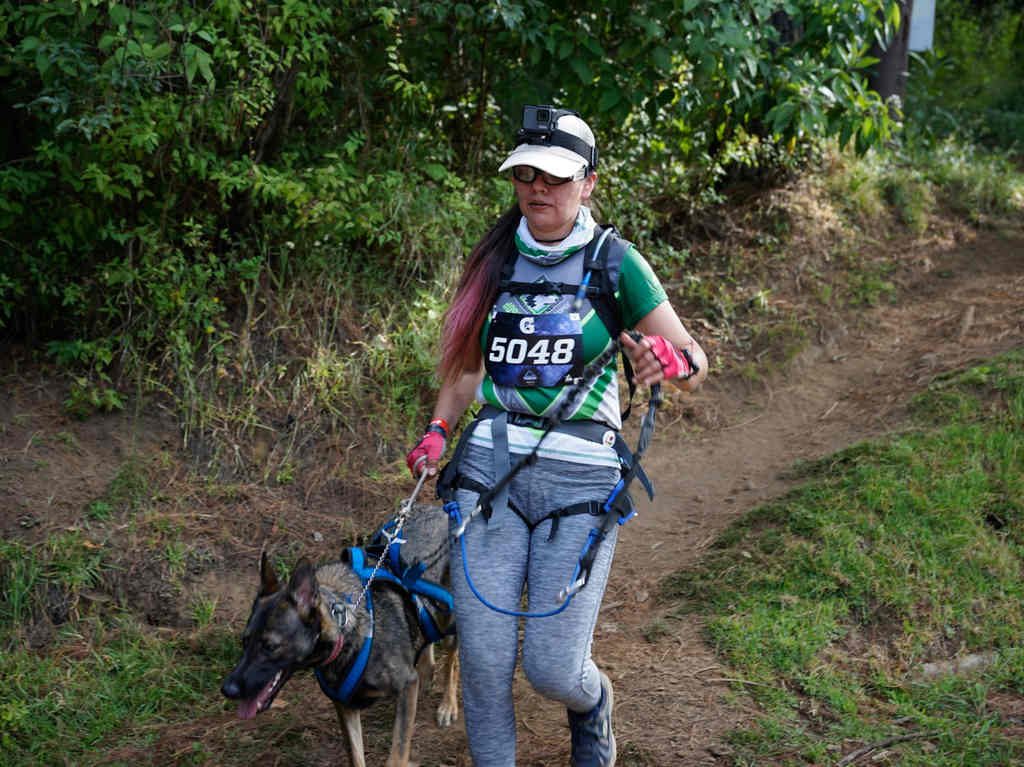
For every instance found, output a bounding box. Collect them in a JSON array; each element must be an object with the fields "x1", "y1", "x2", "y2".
[{"x1": 484, "y1": 312, "x2": 584, "y2": 388}]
